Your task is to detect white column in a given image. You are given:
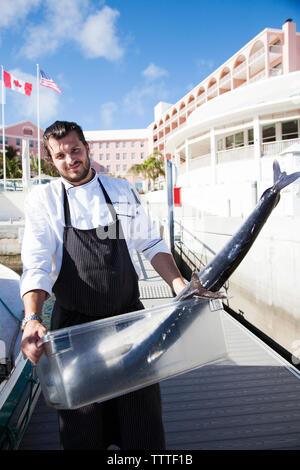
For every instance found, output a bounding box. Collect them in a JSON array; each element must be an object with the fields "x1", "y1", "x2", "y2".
[
  {"x1": 22, "y1": 138, "x2": 30, "y2": 192},
  {"x1": 253, "y1": 116, "x2": 262, "y2": 181},
  {"x1": 210, "y1": 128, "x2": 217, "y2": 184}
]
